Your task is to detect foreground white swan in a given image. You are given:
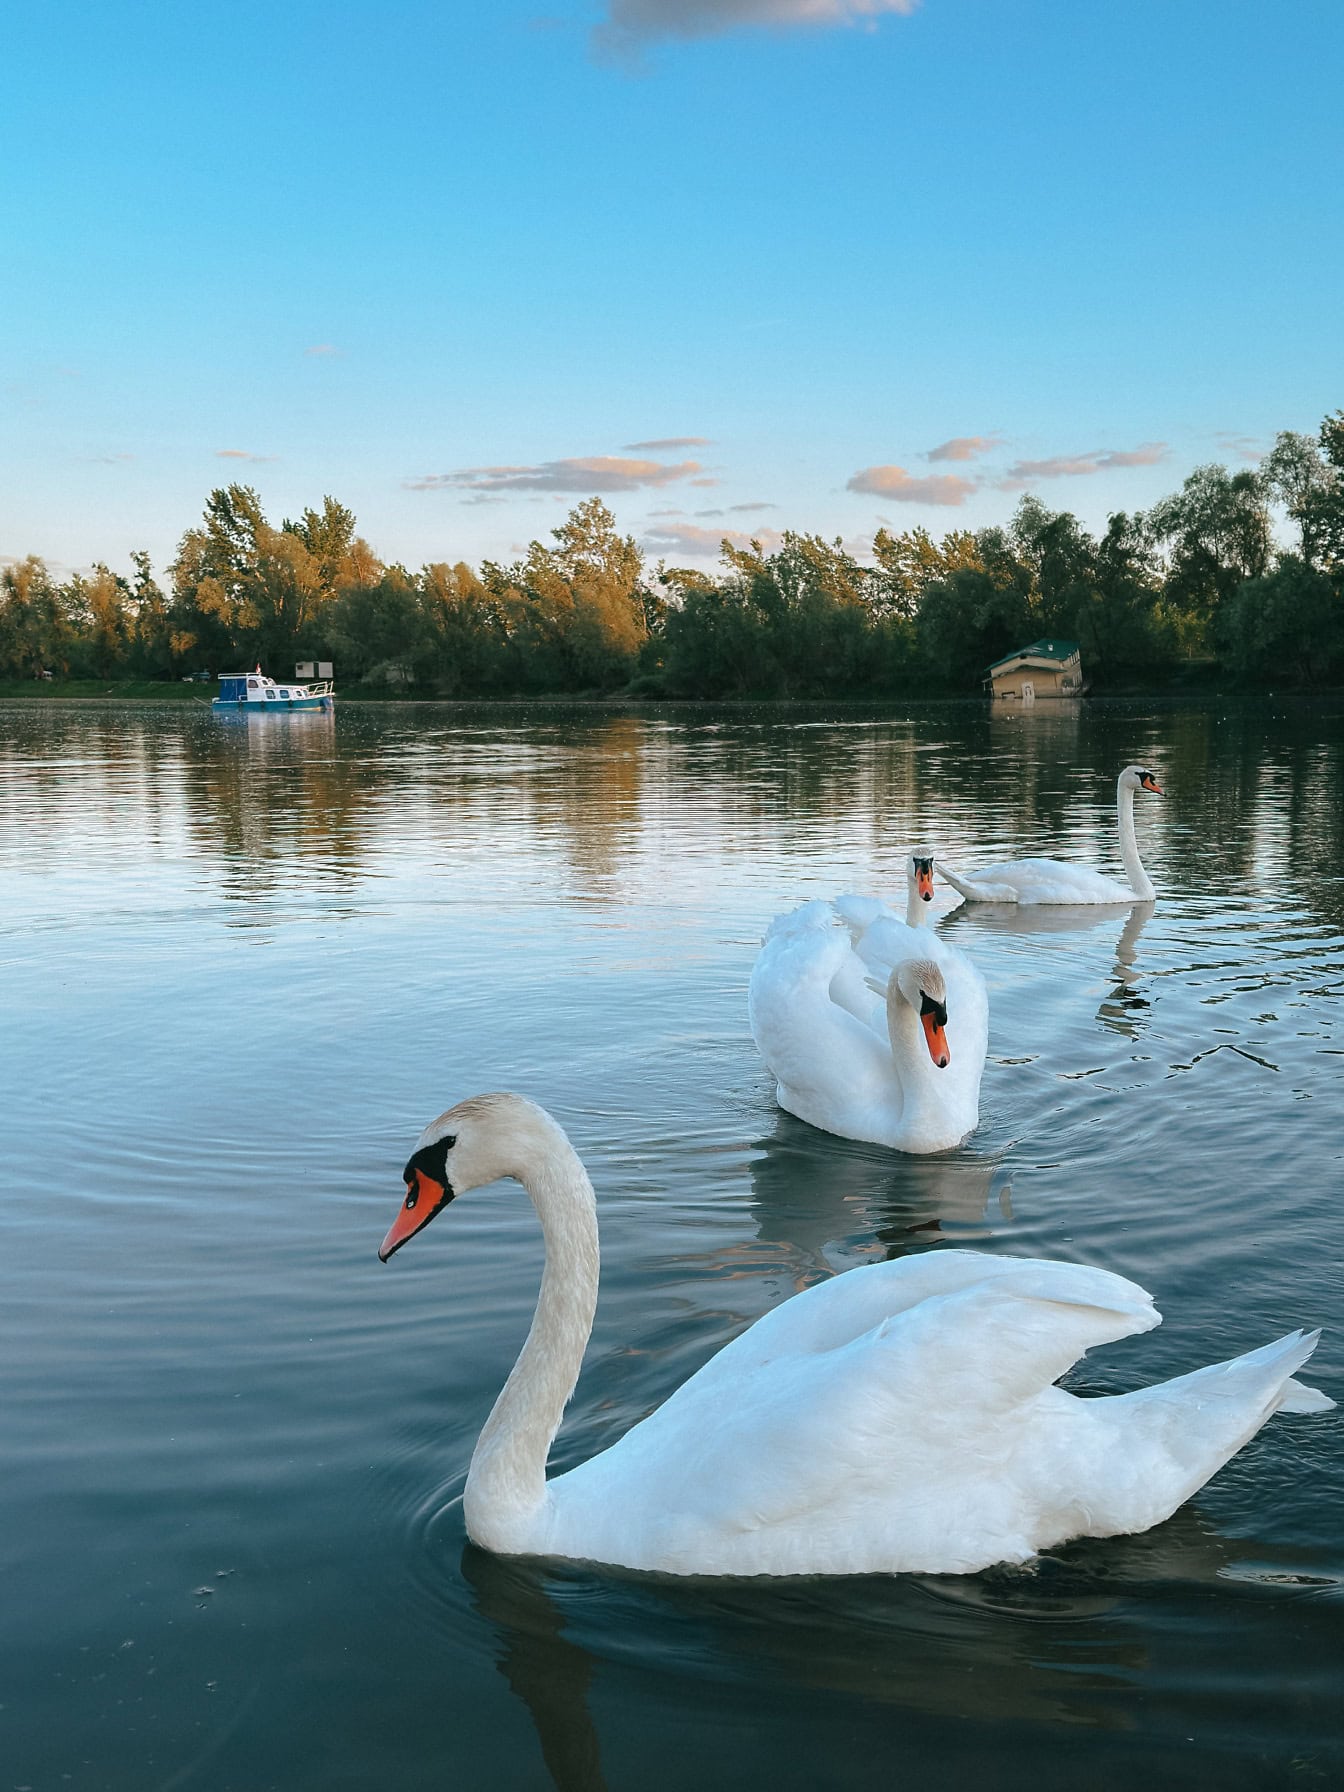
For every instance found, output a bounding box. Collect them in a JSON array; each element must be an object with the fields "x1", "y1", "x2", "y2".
[
  {"x1": 379, "y1": 1093, "x2": 1332, "y2": 1577},
  {"x1": 942, "y1": 765, "x2": 1162, "y2": 904},
  {"x1": 747, "y1": 854, "x2": 987, "y2": 1152}
]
